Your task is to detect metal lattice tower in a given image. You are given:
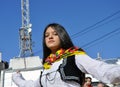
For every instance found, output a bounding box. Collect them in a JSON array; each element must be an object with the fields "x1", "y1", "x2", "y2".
[{"x1": 19, "y1": 0, "x2": 33, "y2": 57}]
